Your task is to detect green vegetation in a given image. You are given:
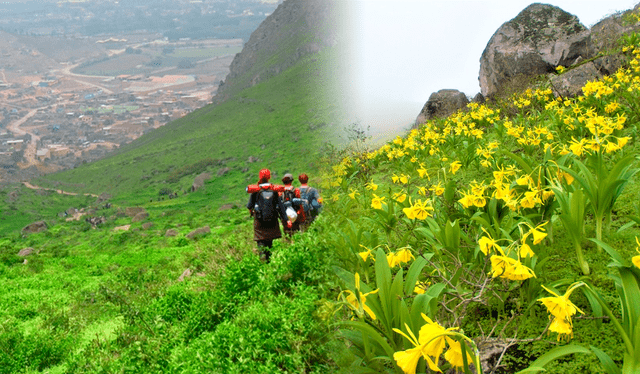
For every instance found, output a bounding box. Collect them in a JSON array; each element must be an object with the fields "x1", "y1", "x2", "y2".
[
  {"x1": 0, "y1": 190, "x2": 338, "y2": 373},
  {"x1": 6, "y1": 7, "x2": 640, "y2": 374},
  {"x1": 321, "y1": 32, "x2": 640, "y2": 374},
  {"x1": 38, "y1": 47, "x2": 341, "y2": 206}
]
